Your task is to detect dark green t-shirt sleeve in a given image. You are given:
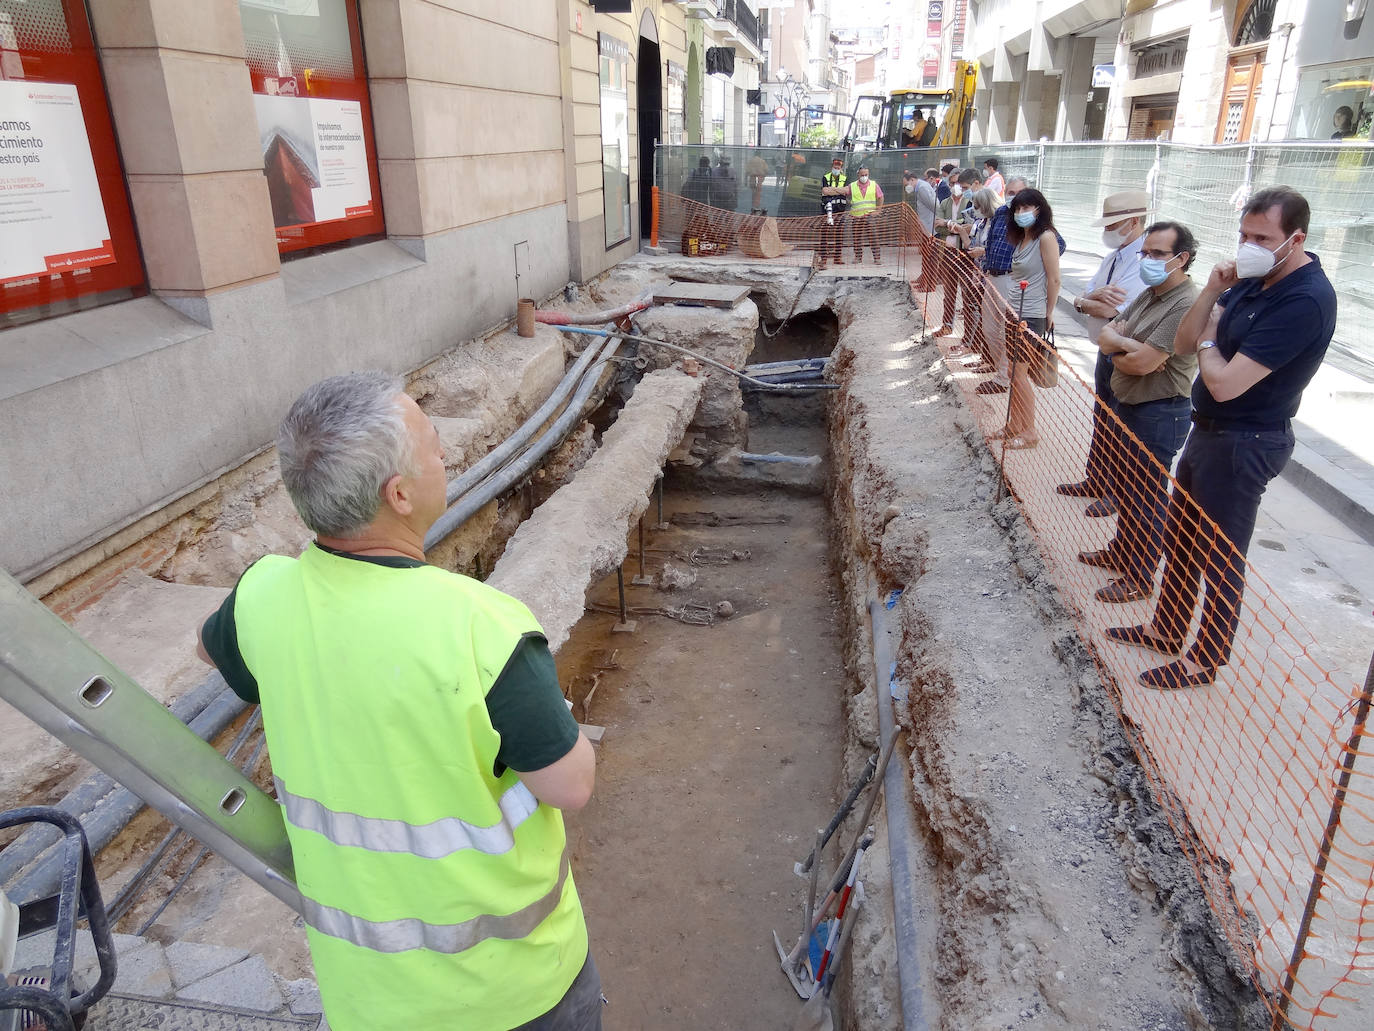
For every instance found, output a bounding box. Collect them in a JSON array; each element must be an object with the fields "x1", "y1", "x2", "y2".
[
  {"x1": 487, "y1": 634, "x2": 579, "y2": 774},
  {"x1": 199, "y1": 572, "x2": 261, "y2": 704}
]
